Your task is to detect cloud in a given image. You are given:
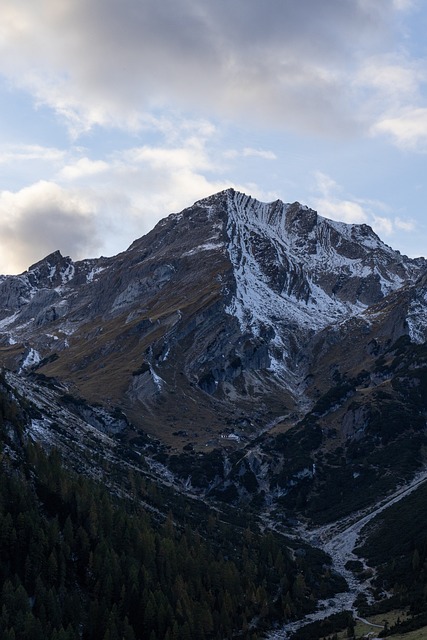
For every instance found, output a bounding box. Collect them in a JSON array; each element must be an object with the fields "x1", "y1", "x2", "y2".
[
  {"x1": 0, "y1": 132, "x2": 259, "y2": 273},
  {"x1": 0, "y1": 0, "x2": 404, "y2": 136},
  {"x1": 393, "y1": 0, "x2": 416, "y2": 10},
  {"x1": 357, "y1": 56, "x2": 424, "y2": 105},
  {"x1": 310, "y1": 172, "x2": 368, "y2": 223},
  {"x1": 310, "y1": 171, "x2": 418, "y2": 241},
  {"x1": 372, "y1": 108, "x2": 427, "y2": 150},
  {"x1": 0, "y1": 0, "x2": 423, "y2": 276},
  {"x1": 352, "y1": 47, "x2": 427, "y2": 153},
  {"x1": 372, "y1": 215, "x2": 394, "y2": 236},
  {"x1": 0, "y1": 181, "x2": 100, "y2": 274},
  {"x1": 372, "y1": 214, "x2": 416, "y2": 237},
  {"x1": 354, "y1": 51, "x2": 427, "y2": 150},
  {"x1": 395, "y1": 217, "x2": 416, "y2": 231},
  {"x1": 0, "y1": 144, "x2": 65, "y2": 164},
  {"x1": 225, "y1": 148, "x2": 277, "y2": 160},
  {"x1": 122, "y1": 142, "x2": 213, "y2": 172},
  {"x1": 59, "y1": 157, "x2": 110, "y2": 181},
  {"x1": 316, "y1": 197, "x2": 369, "y2": 224}
]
